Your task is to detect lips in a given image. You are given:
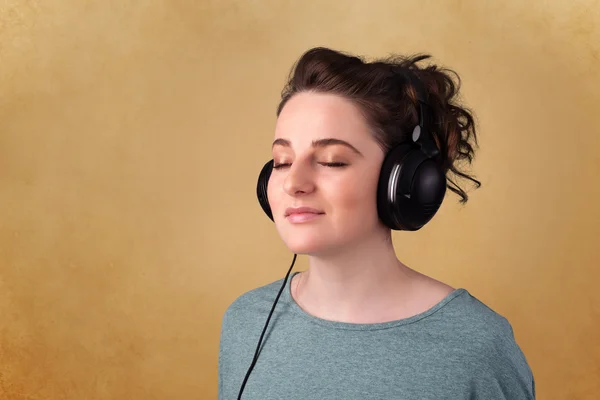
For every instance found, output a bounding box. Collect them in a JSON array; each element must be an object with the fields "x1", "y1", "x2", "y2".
[
  {"x1": 284, "y1": 207, "x2": 325, "y2": 223},
  {"x1": 284, "y1": 207, "x2": 325, "y2": 217}
]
